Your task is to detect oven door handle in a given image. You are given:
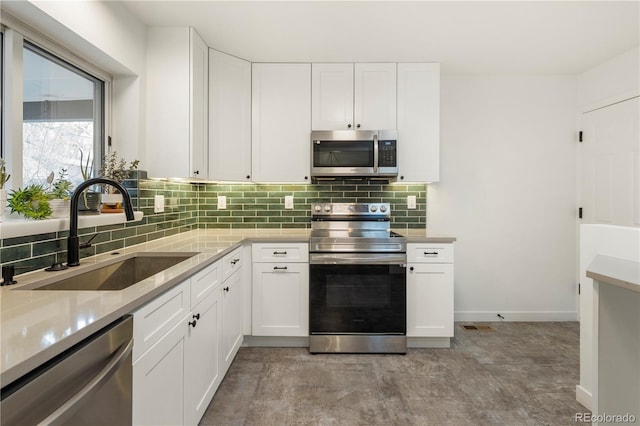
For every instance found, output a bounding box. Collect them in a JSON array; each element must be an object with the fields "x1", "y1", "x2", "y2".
[{"x1": 310, "y1": 253, "x2": 407, "y2": 265}]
